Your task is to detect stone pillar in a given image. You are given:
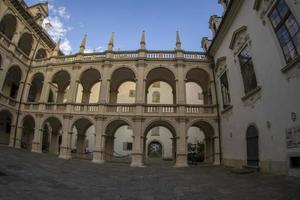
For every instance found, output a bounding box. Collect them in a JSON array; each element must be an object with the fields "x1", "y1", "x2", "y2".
[
  {"x1": 39, "y1": 71, "x2": 51, "y2": 103},
  {"x1": 210, "y1": 80, "x2": 217, "y2": 105},
  {"x1": 92, "y1": 115, "x2": 105, "y2": 164},
  {"x1": 131, "y1": 117, "x2": 144, "y2": 167},
  {"x1": 175, "y1": 61, "x2": 186, "y2": 105},
  {"x1": 135, "y1": 61, "x2": 146, "y2": 105},
  {"x1": 15, "y1": 125, "x2": 23, "y2": 149},
  {"x1": 15, "y1": 81, "x2": 25, "y2": 102},
  {"x1": 0, "y1": 58, "x2": 12, "y2": 90},
  {"x1": 76, "y1": 133, "x2": 86, "y2": 159},
  {"x1": 59, "y1": 115, "x2": 73, "y2": 159},
  {"x1": 9, "y1": 114, "x2": 21, "y2": 148},
  {"x1": 67, "y1": 70, "x2": 80, "y2": 103},
  {"x1": 175, "y1": 117, "x2": 188, "y2": 167},
  {"x1": 81, "y1": 89, "x2": 91, "y2": 104},
  {"x1": 32, "y1": 114, "x2": 43, "y2": 153},
  {"x1": 9, "y1": 28, "x2": 23, "y2": 52},
  {"x1": 109, "y1": 90, "x2": 118, "y2": 104},
  {"x1": 213, "y1": 136, "x2": 221, "y2": 165},
  {"x1": 99, "y1": 62, "x2": 111, "y2": 104},
  {"x1": 22, "y1": 82, "x2": 32, "y2": 102}
]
